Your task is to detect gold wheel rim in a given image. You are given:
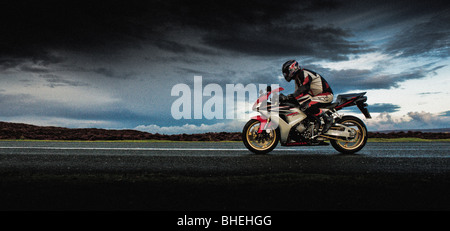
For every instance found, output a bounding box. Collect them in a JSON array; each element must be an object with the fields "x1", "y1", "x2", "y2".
[
  {"x1": 335, "y1": 119, "x2": 365, "y2": 150},
  {"x1": 246, "y1": 121, "x2": 277, "y2": 151}
]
